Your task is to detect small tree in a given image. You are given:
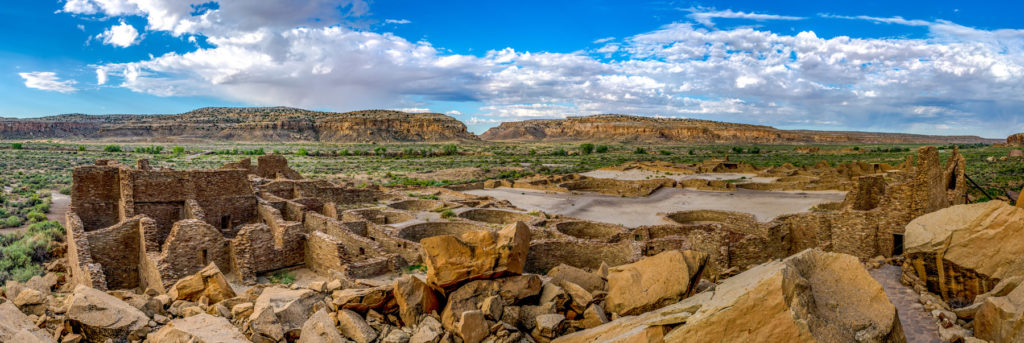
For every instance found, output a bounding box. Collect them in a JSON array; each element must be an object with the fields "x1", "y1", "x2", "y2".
[{"x1": 579, "y1": 143, "x2": 595, "y2": 155}]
